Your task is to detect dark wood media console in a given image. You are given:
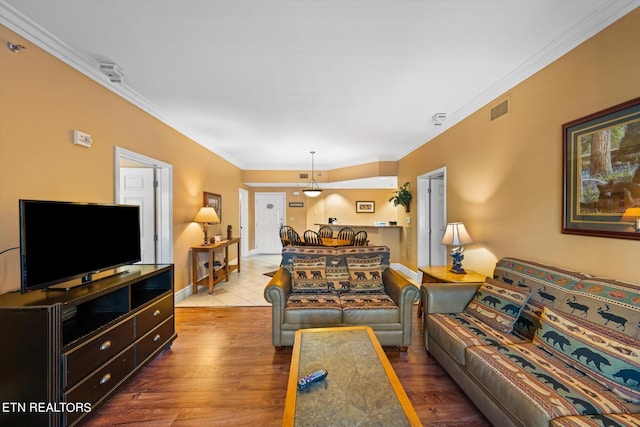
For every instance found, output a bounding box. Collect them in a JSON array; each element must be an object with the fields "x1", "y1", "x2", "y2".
[{"x1": 0, "y1": 264, "x2": 177, "y2": 426}]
